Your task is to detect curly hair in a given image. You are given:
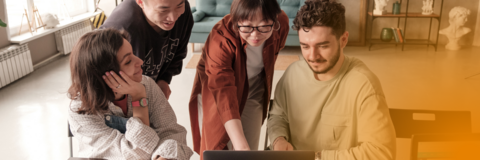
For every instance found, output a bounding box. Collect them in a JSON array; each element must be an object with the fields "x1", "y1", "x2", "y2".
[
  {"x1": 293, "y1": 0, "x2": 346, "y2": 38},
  {"x1": 448, "y1": 6, "x2": 470, "y2": 19}
]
